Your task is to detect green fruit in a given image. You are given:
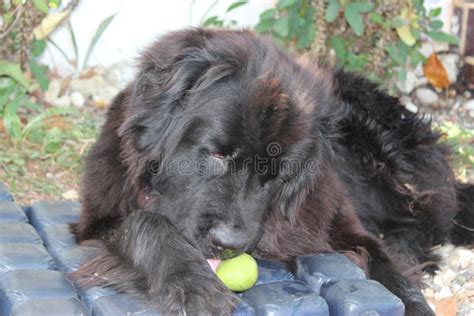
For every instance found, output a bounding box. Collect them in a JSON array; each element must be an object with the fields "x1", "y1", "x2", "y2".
[{"x1": 216, "y1": 253, "x2": 258, "y2": 292}]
